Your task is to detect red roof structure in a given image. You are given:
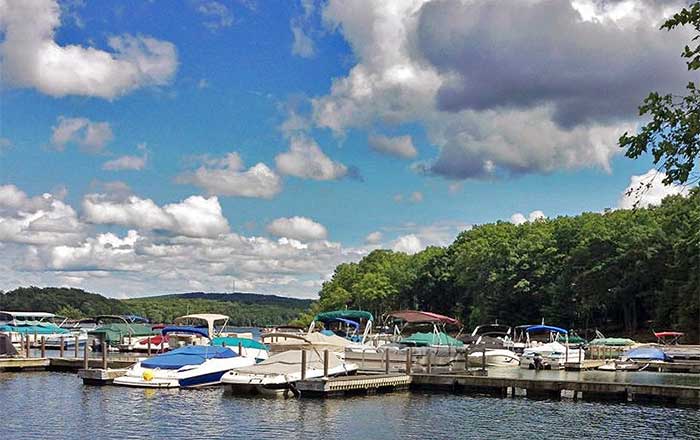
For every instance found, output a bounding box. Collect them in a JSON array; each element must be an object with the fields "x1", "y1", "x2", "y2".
[{"x1": 387, "y1": 310, "x2": 461, "y2": 326}]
